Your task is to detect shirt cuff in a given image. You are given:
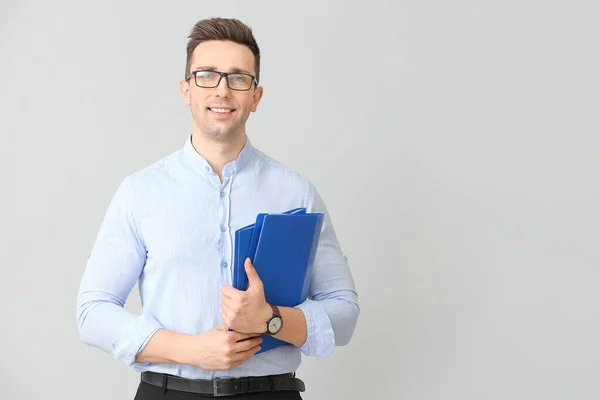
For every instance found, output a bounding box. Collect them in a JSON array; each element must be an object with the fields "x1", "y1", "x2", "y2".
[
  {"x1": 112, "y1": 312, "x2": 162, "y2": 366},
  {"x1": 295, "y1": 299, "x2": 335, "y2": 357}
]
